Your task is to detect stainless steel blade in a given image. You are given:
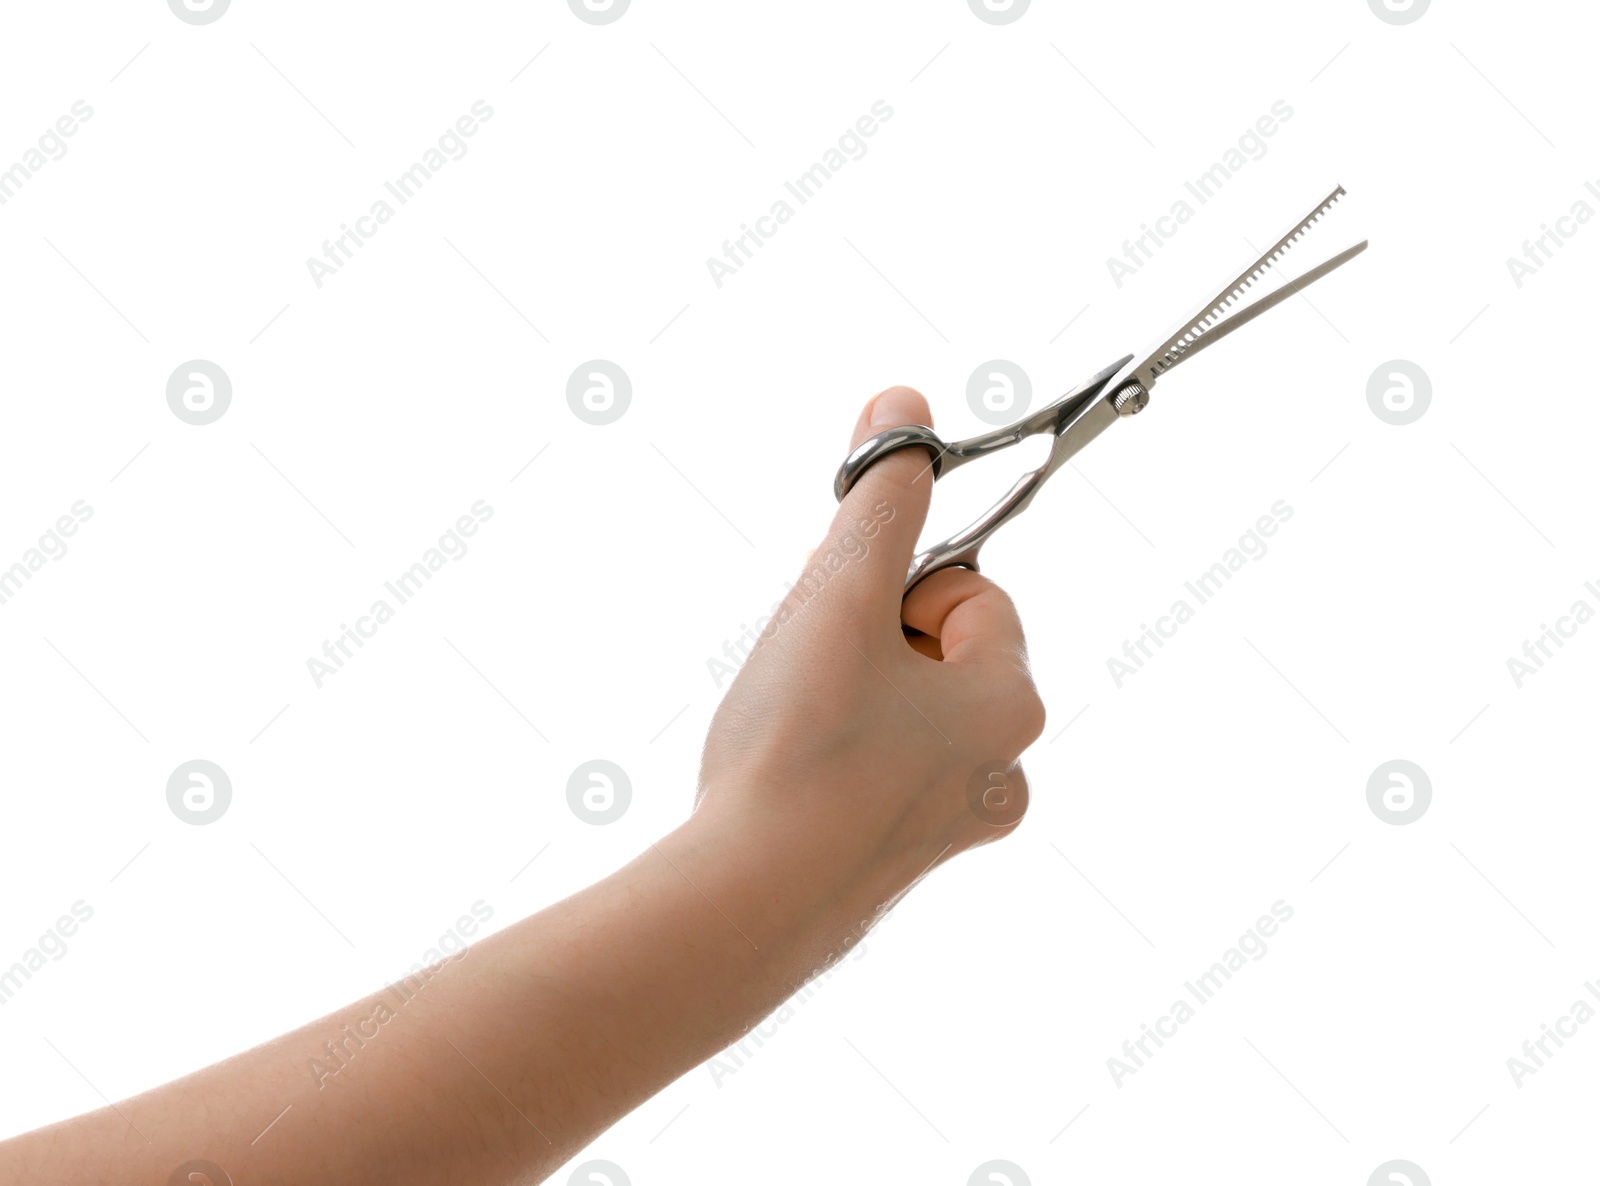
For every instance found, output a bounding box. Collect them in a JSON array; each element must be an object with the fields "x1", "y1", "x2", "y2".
[
  {"x1": 1148, "y1": 239, "x2": 1369, "y2": 373},
  {"x1": 1129, "y1": 185, "x2": 1359, "y2": 389}
]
